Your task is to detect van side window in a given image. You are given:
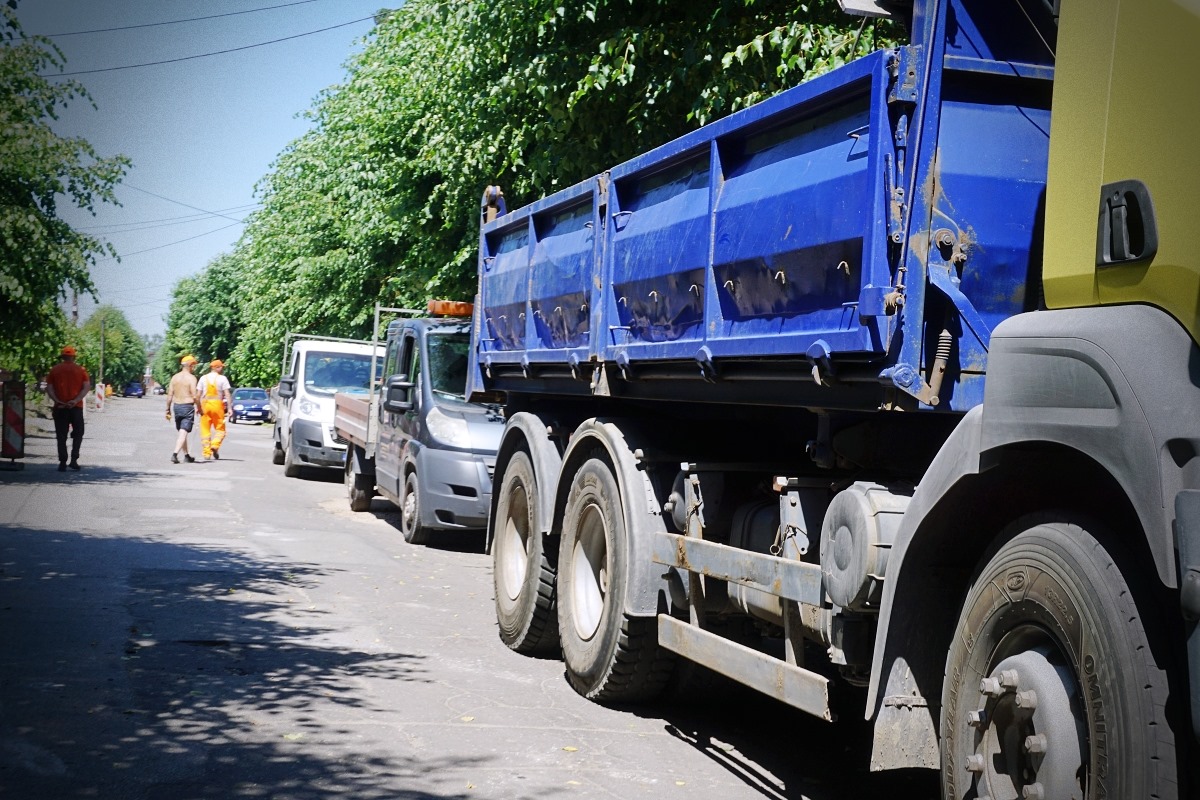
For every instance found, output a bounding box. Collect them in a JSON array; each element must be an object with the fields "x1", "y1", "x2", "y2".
[
  {"x1": 384, "y1": 337, "x2": 400, "y2": 378},
  {"x1": 402, "y1": 334, "x2": 422, "y2": 386}
]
